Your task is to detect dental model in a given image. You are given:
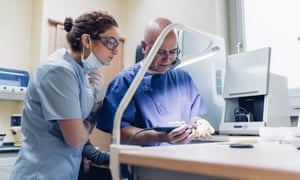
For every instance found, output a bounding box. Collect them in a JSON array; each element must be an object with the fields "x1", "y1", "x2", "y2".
[{"x1": 190, "y1": 117, "x2": 215, "y2": 137}]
